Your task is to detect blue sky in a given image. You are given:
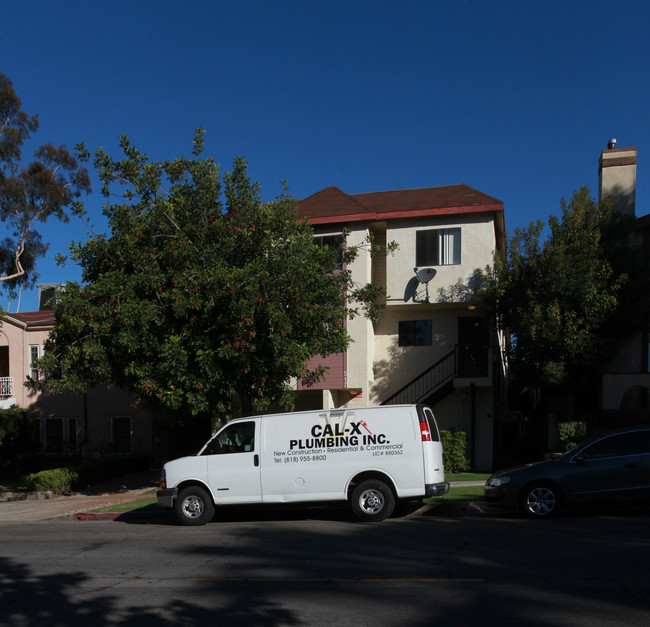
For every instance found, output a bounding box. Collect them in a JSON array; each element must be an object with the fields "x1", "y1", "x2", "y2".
[{"x1": 2, "y1": 0, "x2": 649, "y2": 312}]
